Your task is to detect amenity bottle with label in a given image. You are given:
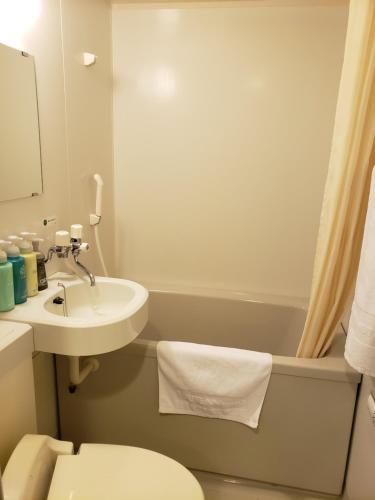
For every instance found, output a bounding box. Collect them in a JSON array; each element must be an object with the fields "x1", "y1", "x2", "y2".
[
  {"x1": 6, "y1": 242, "x2": 27, "y2": 304},
  {"x1": 0, "y1": 249, "x2": 15, "y2": 312},
  {"x1": 32, "y1": 238, "x2": 48, "y2": 291},
  {"x1": 19, "y1": 240, "x2": 38, "y2": 297}
]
